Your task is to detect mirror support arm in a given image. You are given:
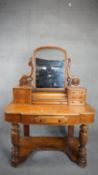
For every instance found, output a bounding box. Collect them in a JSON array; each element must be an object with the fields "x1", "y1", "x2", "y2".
[
  {"x1": 19, "y1": 58, "x2": 33, "y2": 87},
  {"x1": 67, "y1": 58, "x2": 80, "y2": 86}
]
